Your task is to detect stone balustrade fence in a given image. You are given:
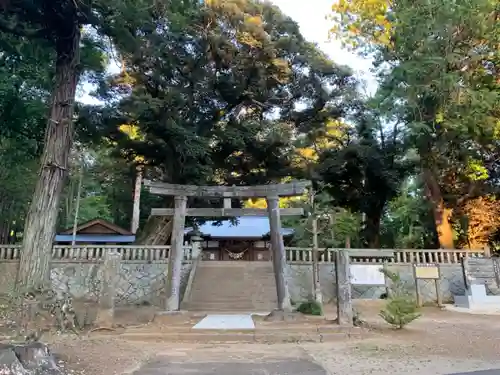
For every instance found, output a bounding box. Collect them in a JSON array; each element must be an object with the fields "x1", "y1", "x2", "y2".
[
  {"x1": 285, "y1": 247, "x2": 485, "y2": 264},
  {"x1": 0, "y1": 245, "x2": 485, "y2": 264}
]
